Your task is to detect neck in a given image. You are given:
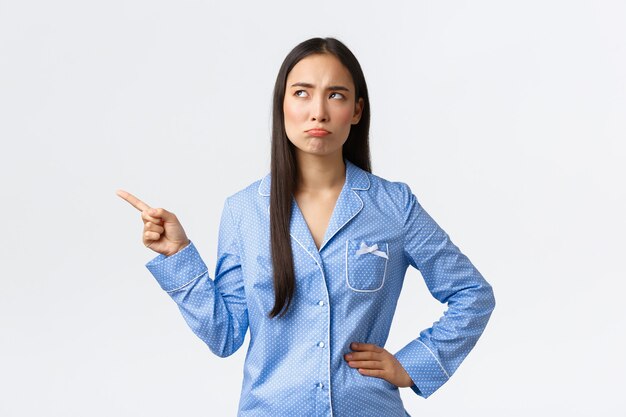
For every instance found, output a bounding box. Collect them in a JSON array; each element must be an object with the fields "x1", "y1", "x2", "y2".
[{"x1": 294, "y1": 151, "x2": 346, "y2": 193}]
